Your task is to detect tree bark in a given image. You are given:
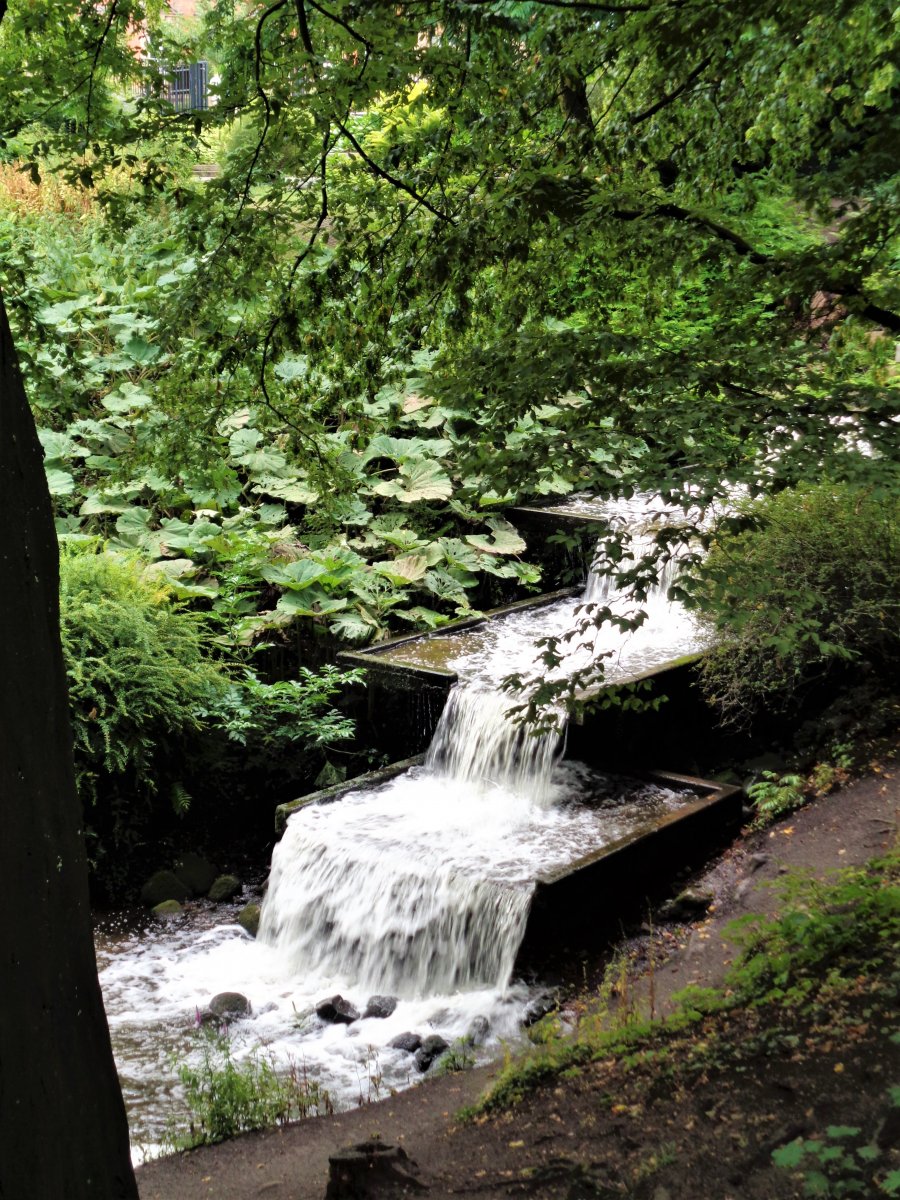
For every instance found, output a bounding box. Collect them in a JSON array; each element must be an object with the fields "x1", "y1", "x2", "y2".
[{"x1": 0, "y1": 290, "x2": 138, "y2": 1198}]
